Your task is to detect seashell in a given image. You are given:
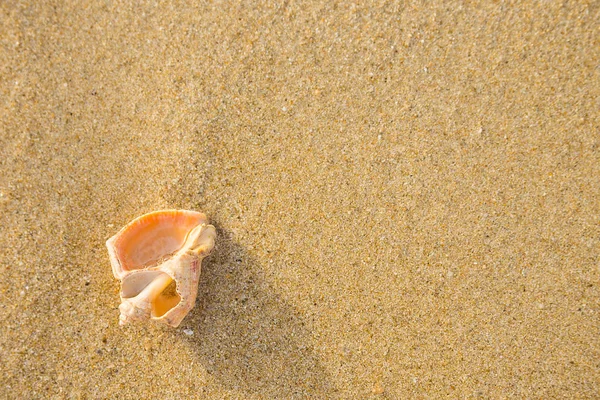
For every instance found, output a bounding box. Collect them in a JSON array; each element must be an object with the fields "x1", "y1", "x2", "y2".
[{"x1": 106, "y1": 210, "x2": 216, "y2": 327}]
